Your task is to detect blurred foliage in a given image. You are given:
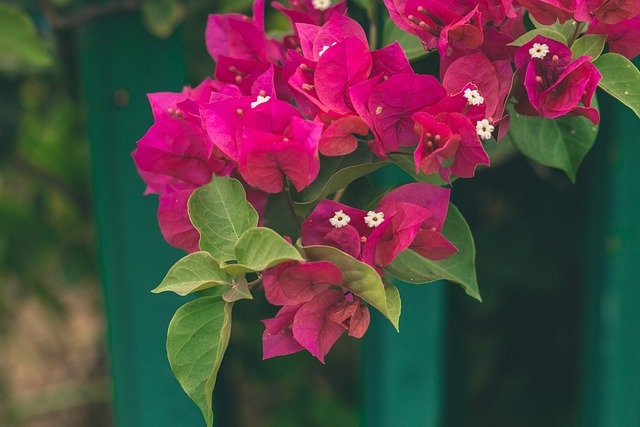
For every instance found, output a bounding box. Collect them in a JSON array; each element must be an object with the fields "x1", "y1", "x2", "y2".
[{"x1": 0, "y1": 1, "x2": 95, "y2": 326}]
